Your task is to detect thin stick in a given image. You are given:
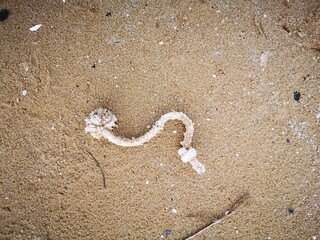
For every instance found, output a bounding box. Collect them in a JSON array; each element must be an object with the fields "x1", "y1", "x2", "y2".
[
  {"x1": 86, "y1": 150, "x2": 107, "y2": 188},
  {"x1": 184, "y1": 193, "x2": 249, "y2": 240}
]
